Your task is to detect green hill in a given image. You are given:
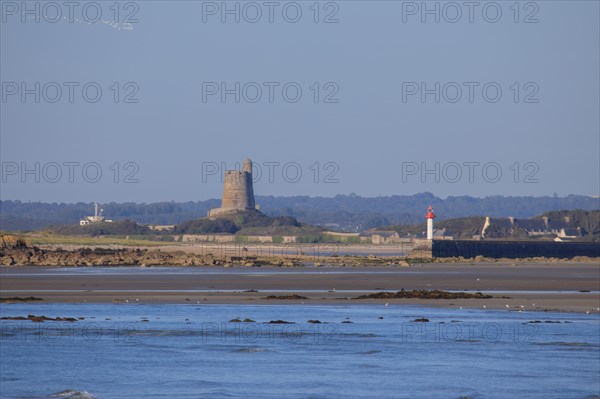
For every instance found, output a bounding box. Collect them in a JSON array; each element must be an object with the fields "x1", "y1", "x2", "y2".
[
  {"x1": 50, "y1": 219, "x2": 152, "y2": 237},
  {"x1": 173, "y1": 209, "x2": 320, "y2": 236}
]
